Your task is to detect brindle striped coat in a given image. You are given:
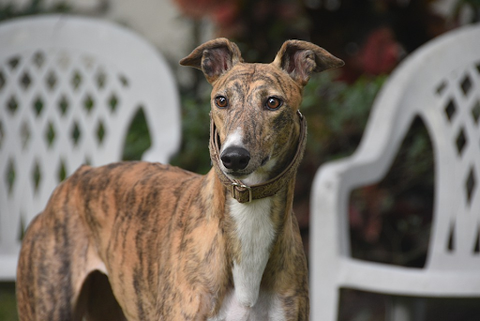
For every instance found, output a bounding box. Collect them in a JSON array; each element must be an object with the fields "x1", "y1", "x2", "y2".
[{"x1": 16, "y1": 38, "x2": 343, "y2": 321}]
